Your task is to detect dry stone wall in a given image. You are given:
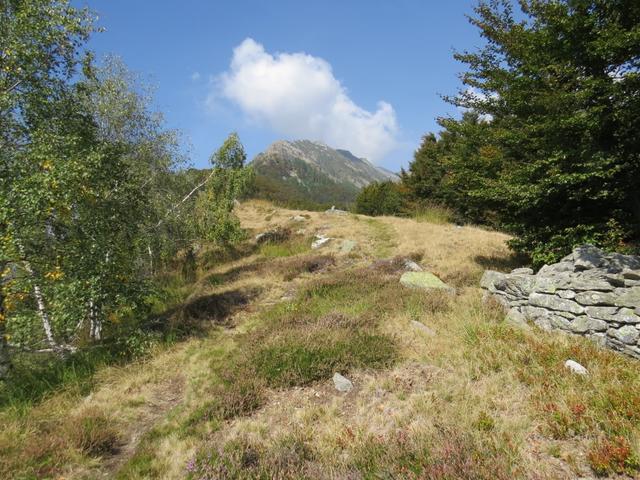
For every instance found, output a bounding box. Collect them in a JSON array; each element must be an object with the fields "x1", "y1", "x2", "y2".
[{"x1": 481, "y1": 245, "x2": 640, "y2": 358}]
